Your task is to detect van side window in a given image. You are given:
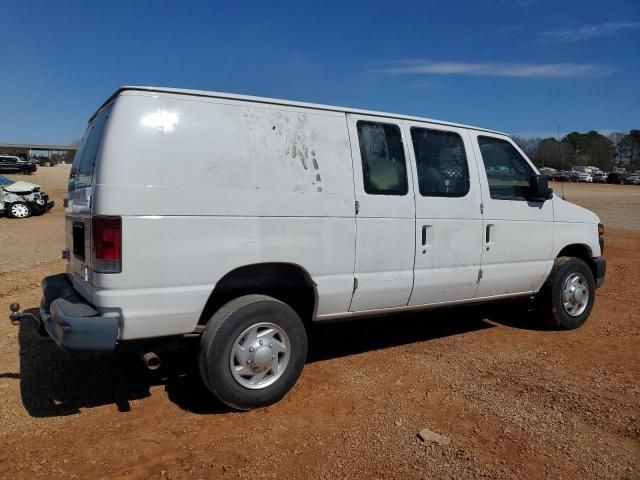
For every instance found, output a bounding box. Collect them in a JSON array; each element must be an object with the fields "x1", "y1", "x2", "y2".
[
  {"x1": 69, "y1": 106, "x2": 111, "y2": 191},
  {"x1": 411, "y1": 128, "x2": 470, "y2": 197},
  {"x1": 477, "y1": 136, "x2": 534, "y2": 200},
  {"x1": 356, "y1": 121, "x2": 408, "y2": 196}
]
